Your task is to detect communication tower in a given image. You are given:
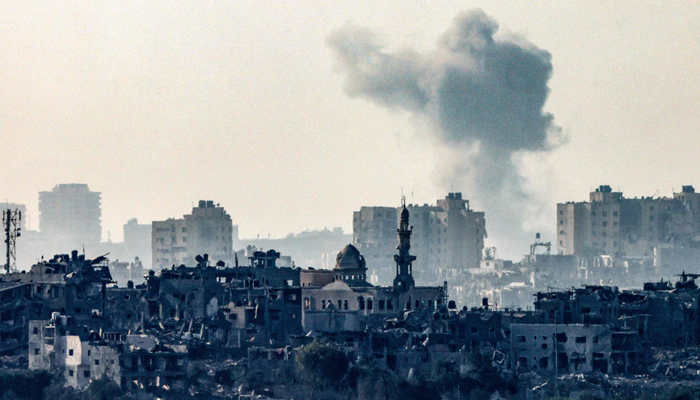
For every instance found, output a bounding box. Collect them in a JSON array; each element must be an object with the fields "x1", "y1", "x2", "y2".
[{"x1": 3, "y1": 209, "x2": 21, "y2": 273}]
